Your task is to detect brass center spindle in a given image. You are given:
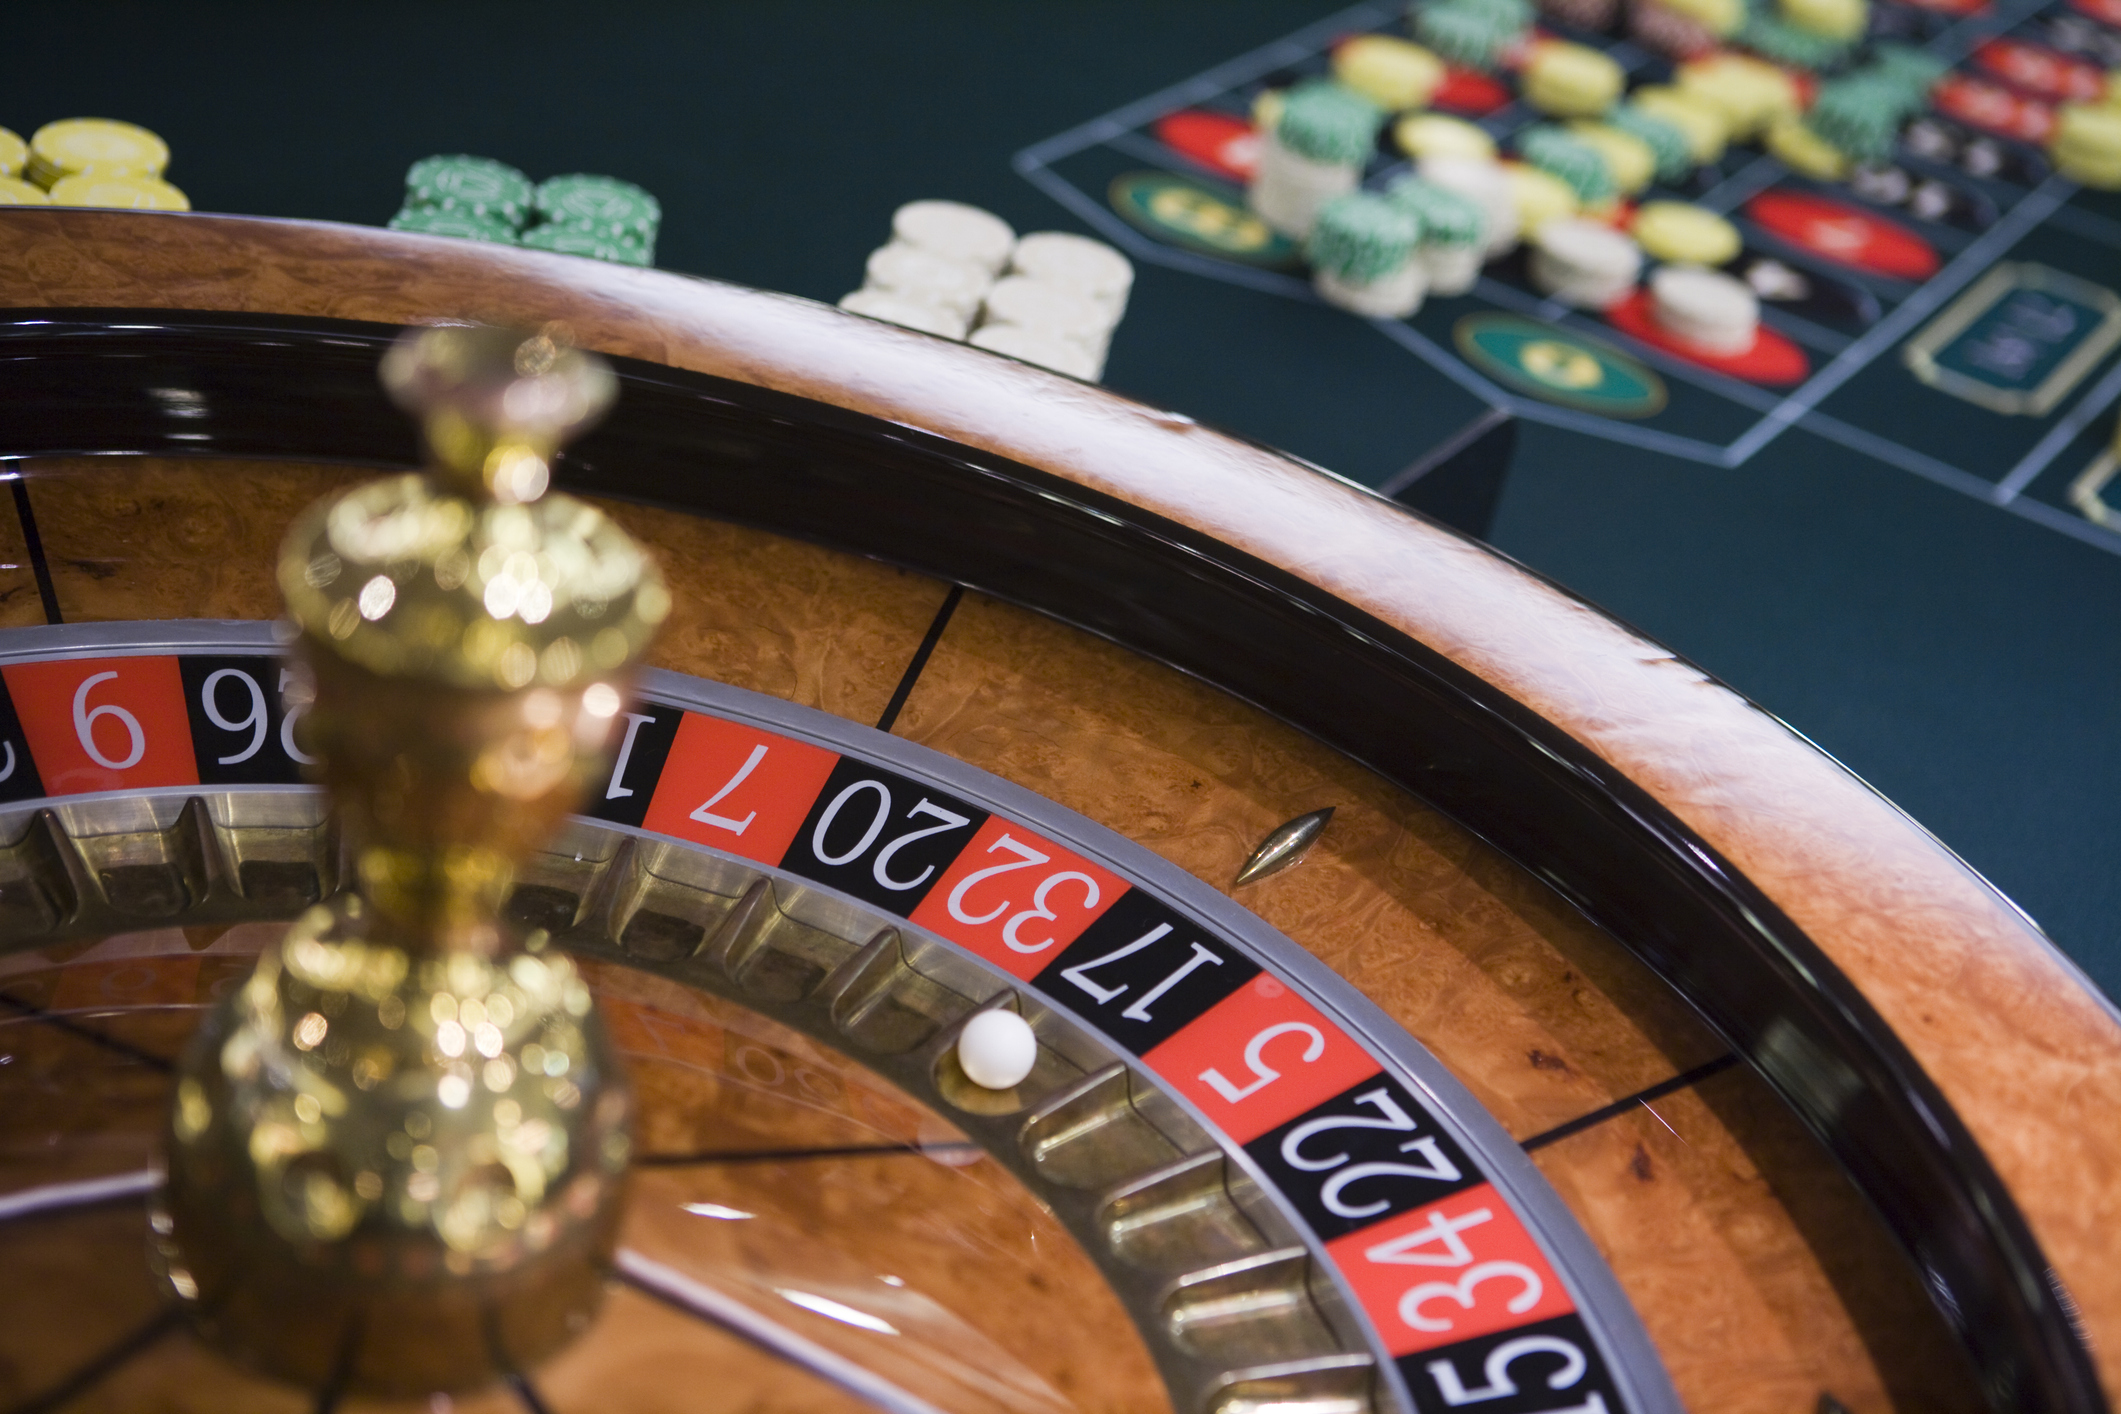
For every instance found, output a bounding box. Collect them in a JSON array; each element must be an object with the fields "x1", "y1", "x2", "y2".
[{"x1": 153, "y1": 325, "x2": 668, "y2": 1394}]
